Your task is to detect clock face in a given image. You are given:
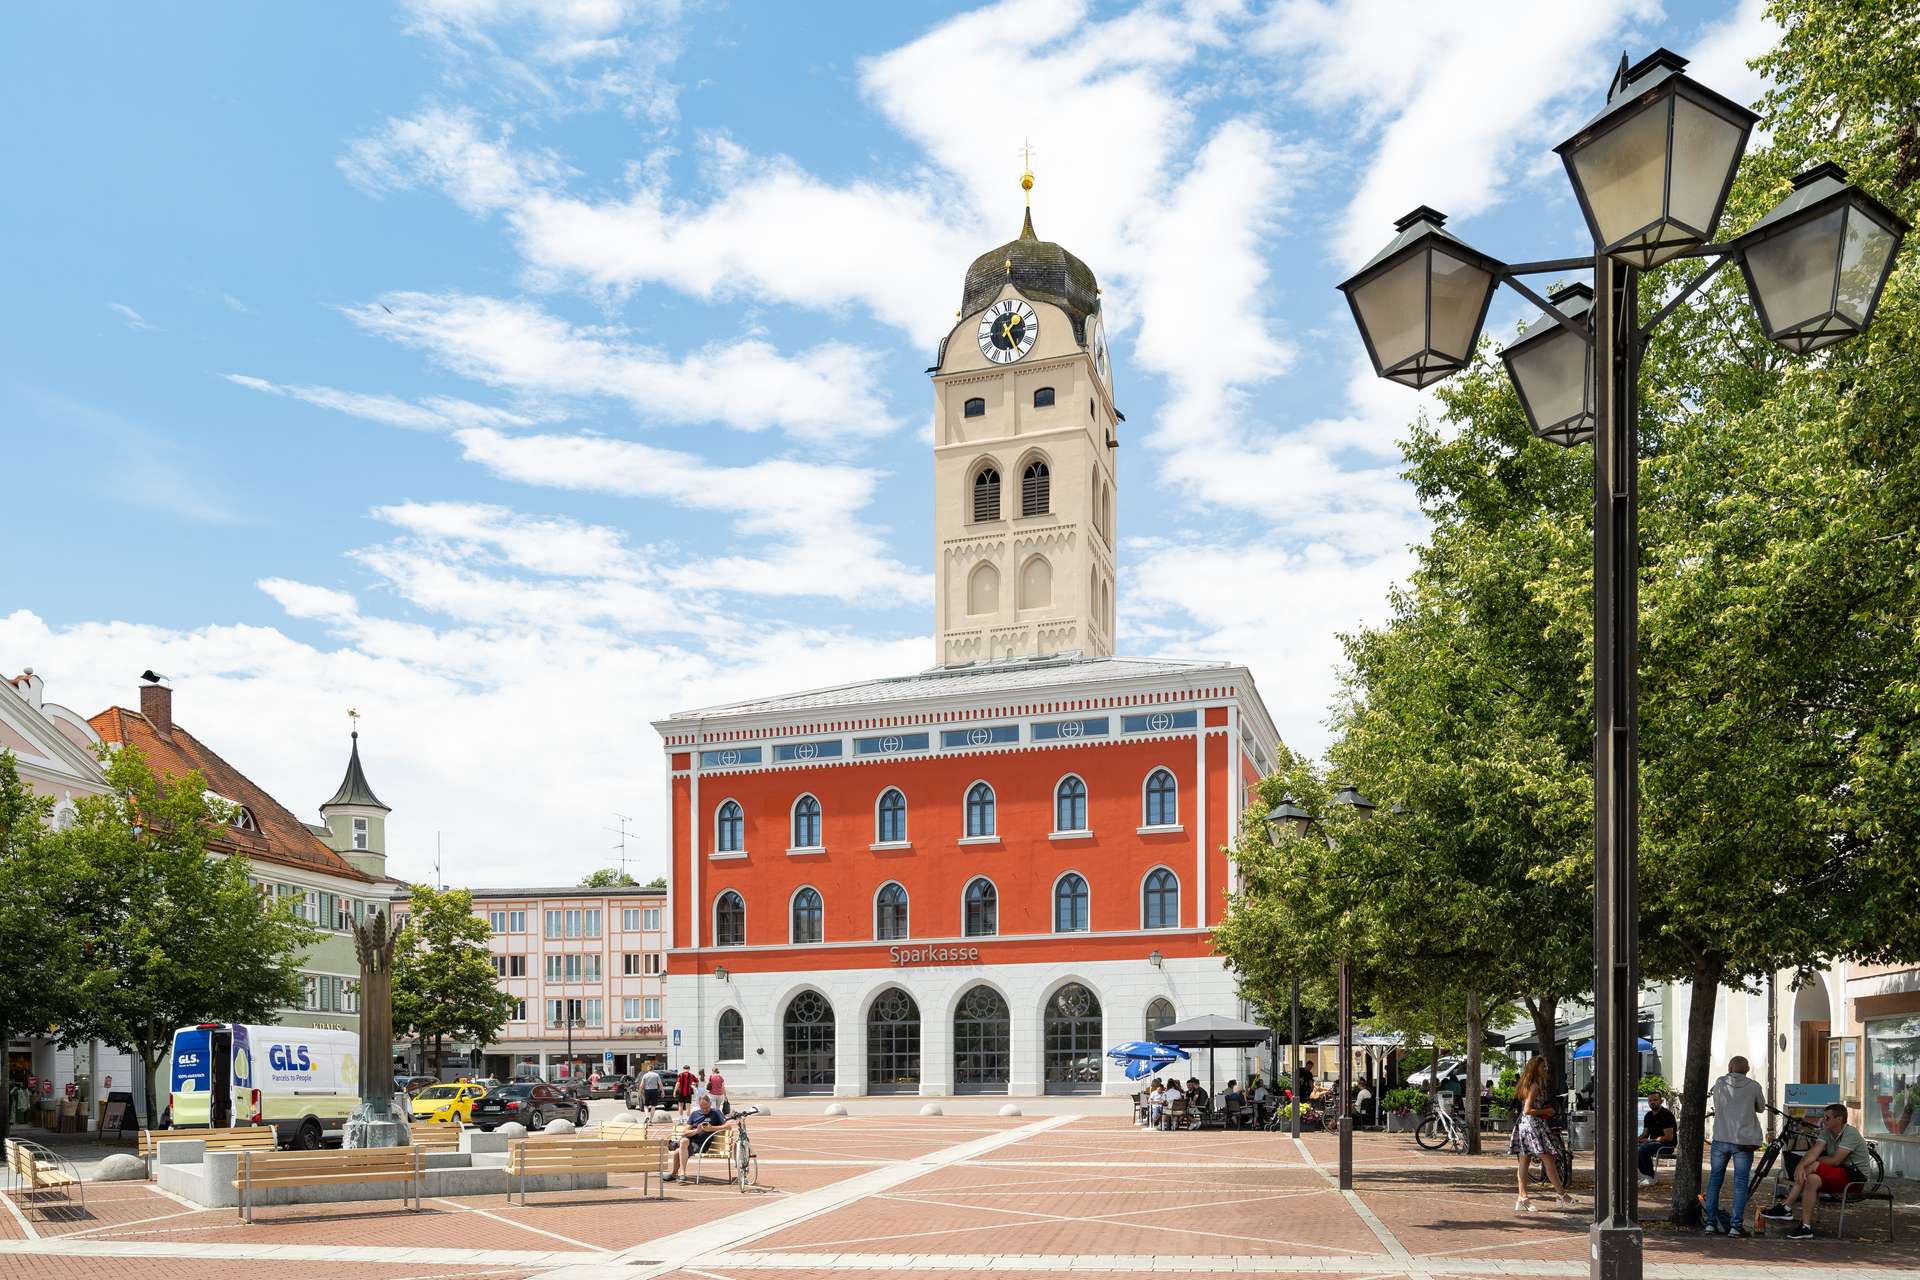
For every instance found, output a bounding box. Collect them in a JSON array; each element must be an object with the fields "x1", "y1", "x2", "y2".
[
  {"x1": 1090, "y1": 319, "x2": 1110, "y2": 386},
  {"x1": 977, "y1": 299, "x2": 1038, "y2": 364}
]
